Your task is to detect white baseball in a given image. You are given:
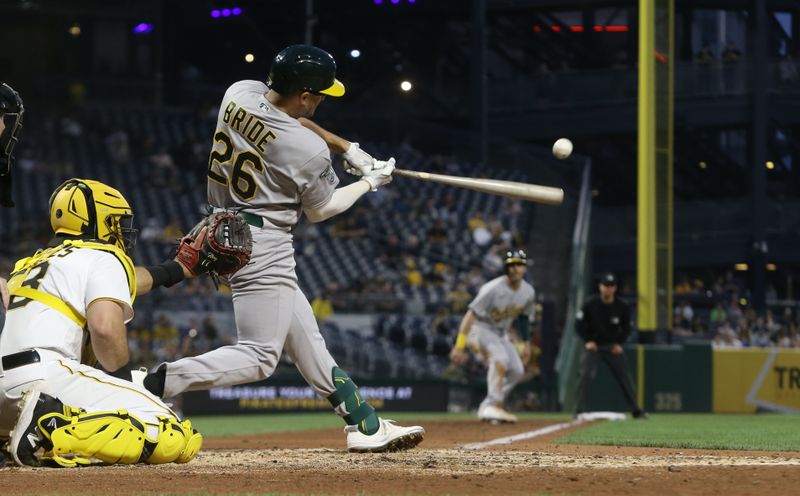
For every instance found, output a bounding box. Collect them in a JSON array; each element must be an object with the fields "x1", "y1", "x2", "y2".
[{"x1": 552, "y1": 138, "x2": 573, "y2": 160}]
